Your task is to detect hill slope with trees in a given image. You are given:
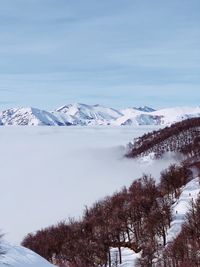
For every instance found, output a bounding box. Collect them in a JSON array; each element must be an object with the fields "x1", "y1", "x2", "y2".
[
  {"x1": 126, "y1": 117, "x2": 200, "y2": 160},
  {"x1": 22, "y1": 117, "x2": 200, "y2": 267}
]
